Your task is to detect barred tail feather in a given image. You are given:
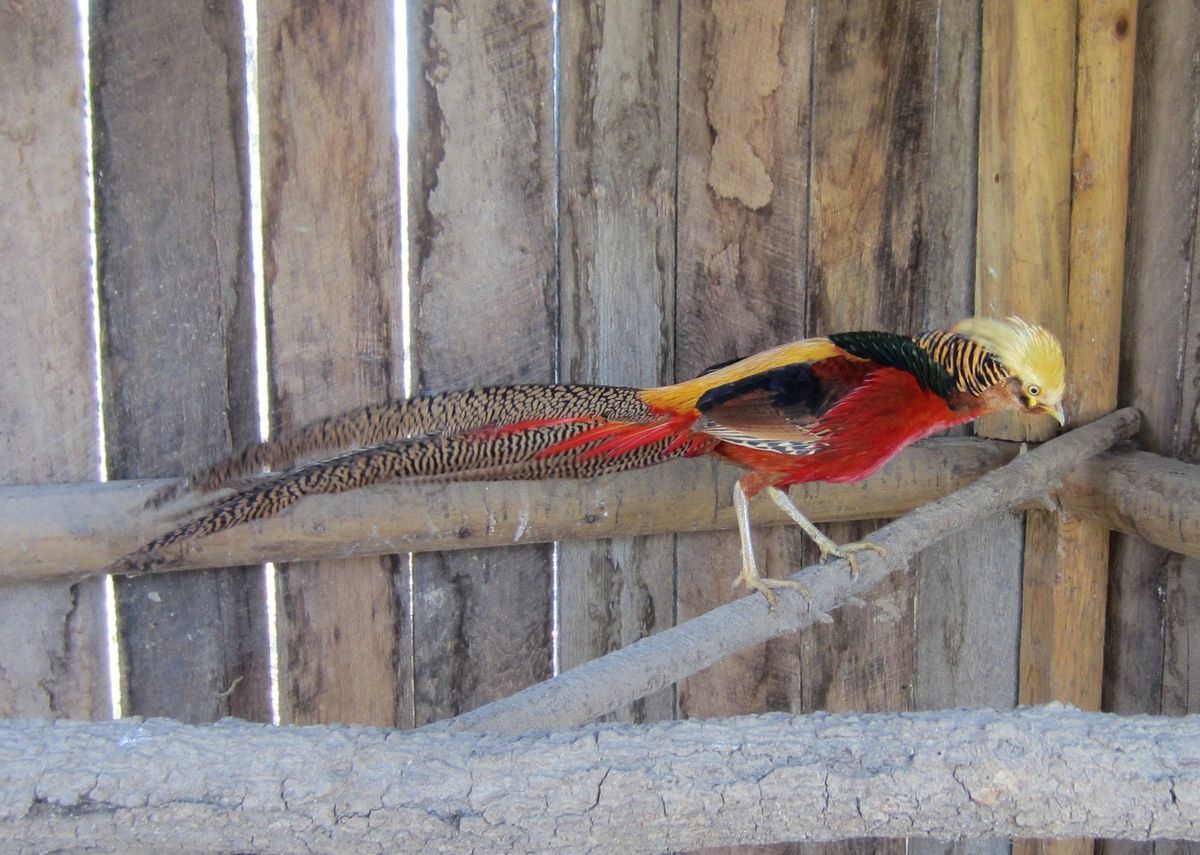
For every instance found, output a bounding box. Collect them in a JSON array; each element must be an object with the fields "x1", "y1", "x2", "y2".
[
  {"x1": 146, "y1": 383, "x2": 657, "y2": 508},
  {"x1": 115, "y1": 392, "x2": 704, "y2": 573}
]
